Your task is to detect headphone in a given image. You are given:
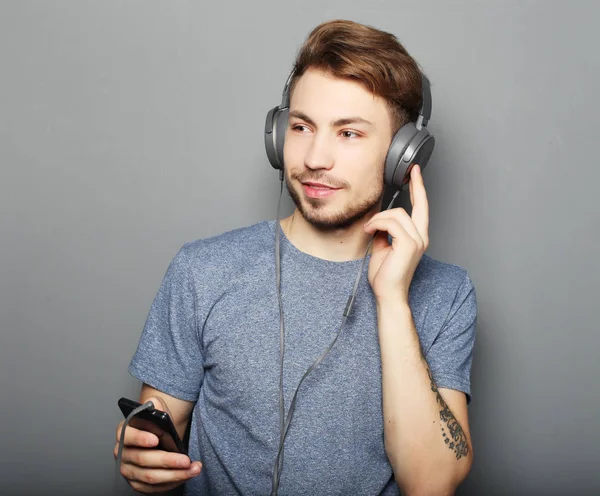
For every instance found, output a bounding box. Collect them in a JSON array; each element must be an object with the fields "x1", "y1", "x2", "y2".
[{"x1": 264, "y1": 69, "x2": 435, "y2": 189}]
